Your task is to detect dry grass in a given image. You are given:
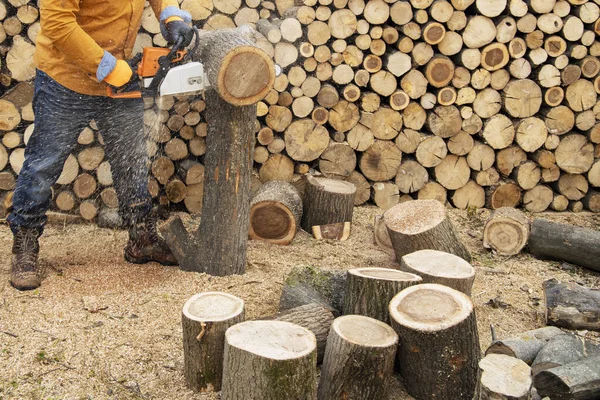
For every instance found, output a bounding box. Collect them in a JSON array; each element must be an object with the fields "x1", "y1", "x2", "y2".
[{"x1": 0, "y1": 205, "x2": 599, "y2": 399}]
